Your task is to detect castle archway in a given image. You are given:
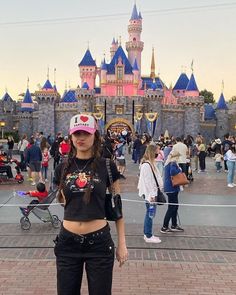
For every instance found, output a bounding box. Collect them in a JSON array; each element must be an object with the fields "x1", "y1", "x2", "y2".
[{"x1": 105, "y1": 118, "x2": 134, "y2": 134}]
